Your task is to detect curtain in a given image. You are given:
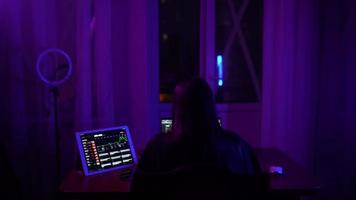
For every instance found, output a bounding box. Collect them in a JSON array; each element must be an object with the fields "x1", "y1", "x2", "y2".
[
  {"x1": 0, "y1": 0, "x2": 62, "y2": 198},
  {"x1": 315, "y1": 0, "x2": 356, "y2": 199},
  {"x1": 262, "y1": 0, "x2": 356, "y2": 199},
  {"x1": 0, "y1": 0, "x2": 159, "y2": 199},
  {"x1": 261, "y1": 0, "x2": 319, "y2": 171}
]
